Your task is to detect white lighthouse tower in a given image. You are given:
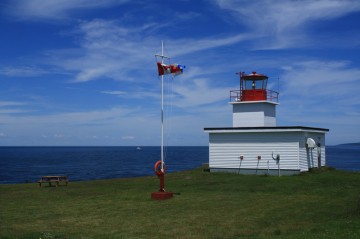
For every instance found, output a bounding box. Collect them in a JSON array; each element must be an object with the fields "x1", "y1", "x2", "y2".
[
  {"x1": 204, "y1": 71, "x2": 329, "y2": 176},
  {"x1": 231, "y1": 72, "x2": 278, "y2": 127}
]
